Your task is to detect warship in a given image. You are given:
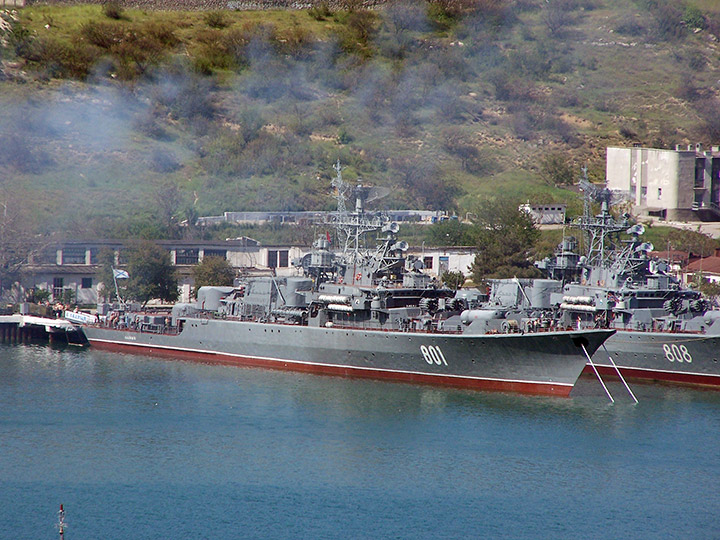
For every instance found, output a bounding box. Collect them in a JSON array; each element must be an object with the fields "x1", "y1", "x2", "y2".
[
  {"x1": 80, "y1": 163, "x2": 613, "y2": 397},
  {"x1": 490, "y1": 177, "x2": 720, "y2": 388}
]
